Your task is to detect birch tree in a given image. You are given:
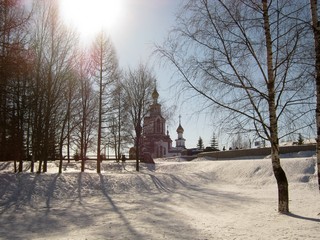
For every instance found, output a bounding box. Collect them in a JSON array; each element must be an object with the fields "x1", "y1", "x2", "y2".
[
  {"x1": 310, "y1": 0, "x2": 320, "y2": 191},
  {"x1": 156, "y1": 0, "x2": 314, "y2": 213}
]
